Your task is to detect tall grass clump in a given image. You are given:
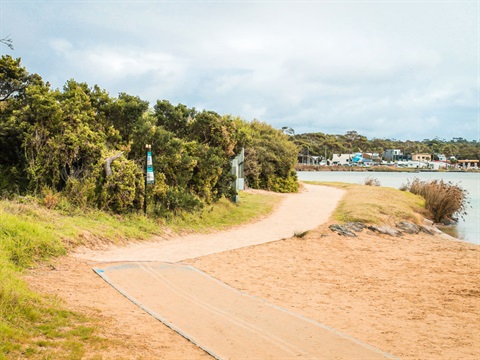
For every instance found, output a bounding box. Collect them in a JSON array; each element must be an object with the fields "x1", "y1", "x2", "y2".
[
  {"x1": 403, "y1": 178, "x2": 469, "y2": 224},
  {"x1": 363, "y1": 176, "x2": 381, "y2": 186}
]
